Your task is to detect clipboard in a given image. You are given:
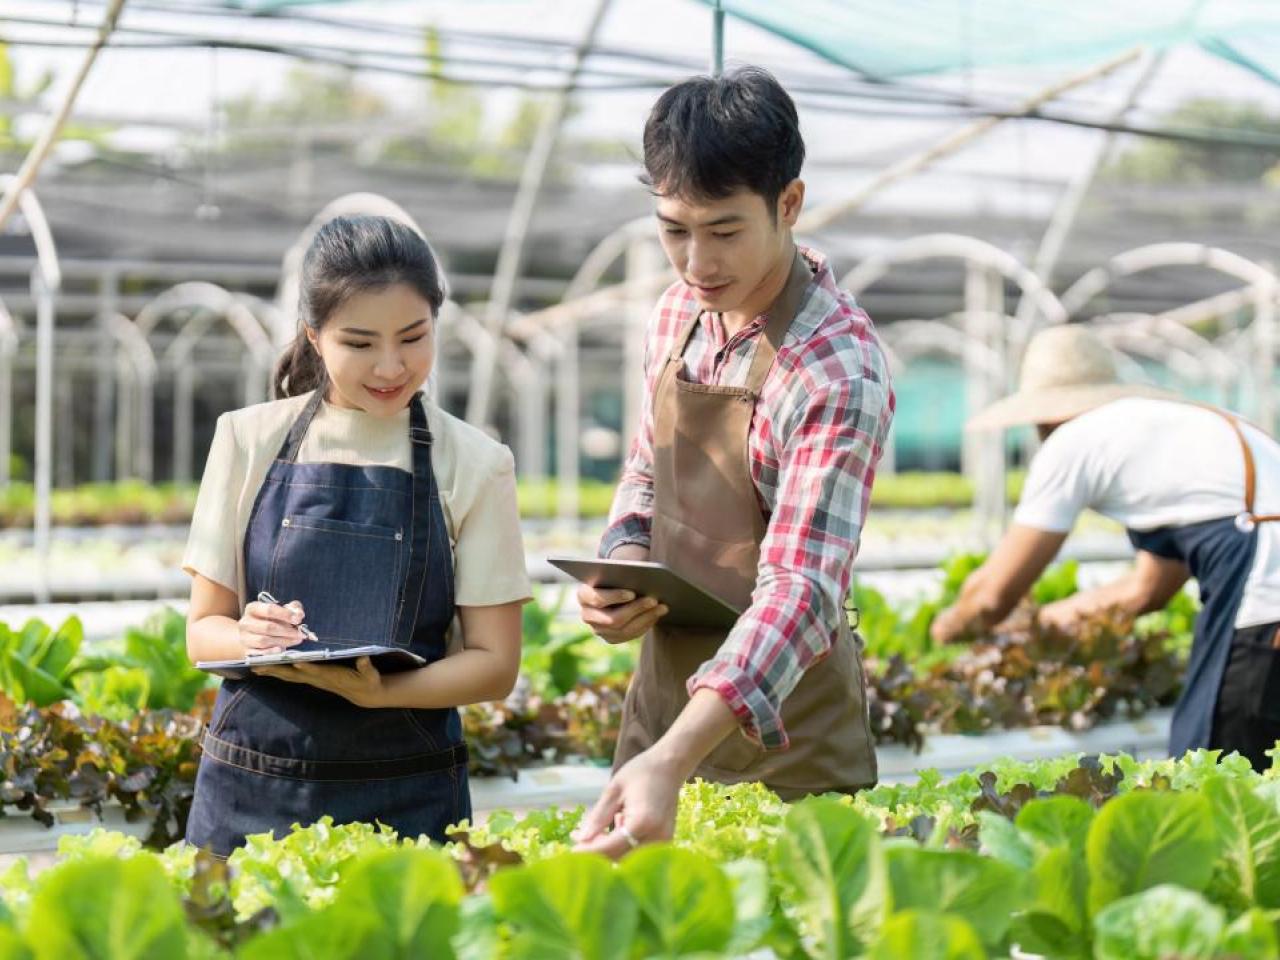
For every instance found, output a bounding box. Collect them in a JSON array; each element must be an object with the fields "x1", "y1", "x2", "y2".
[
  {"x1": 197, "y1": 644, "x2": 426, "y2": 681},
  {"x1": 547, "y1": 556, "x2": 743, "y2": 630}
]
